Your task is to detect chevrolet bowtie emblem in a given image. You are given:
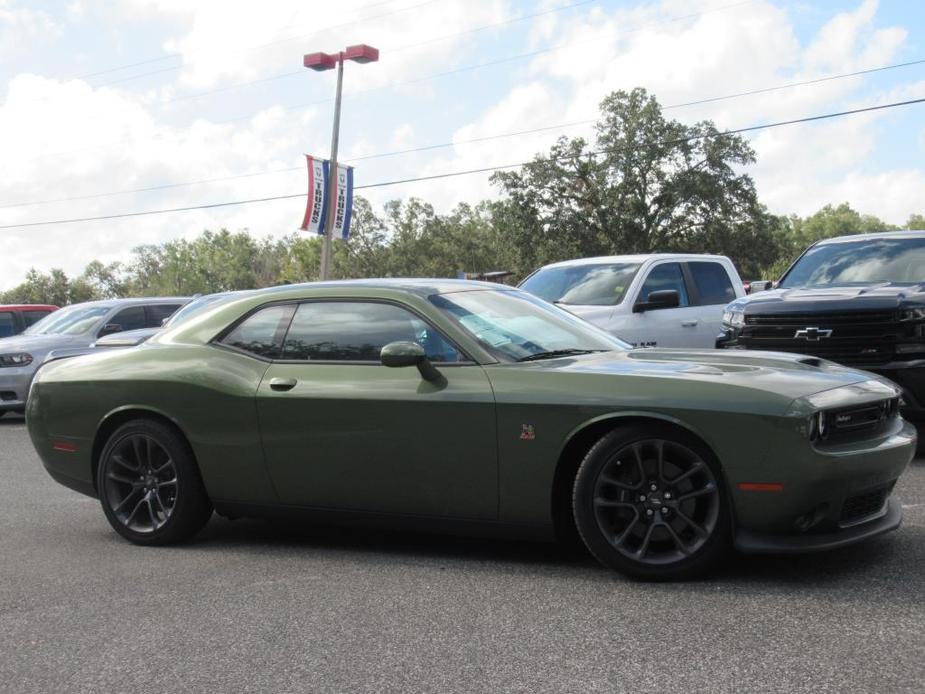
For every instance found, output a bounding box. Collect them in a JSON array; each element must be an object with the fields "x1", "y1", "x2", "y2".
[{"x1": 794, "y1": 327, "x2": 833, "y2": 341}]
